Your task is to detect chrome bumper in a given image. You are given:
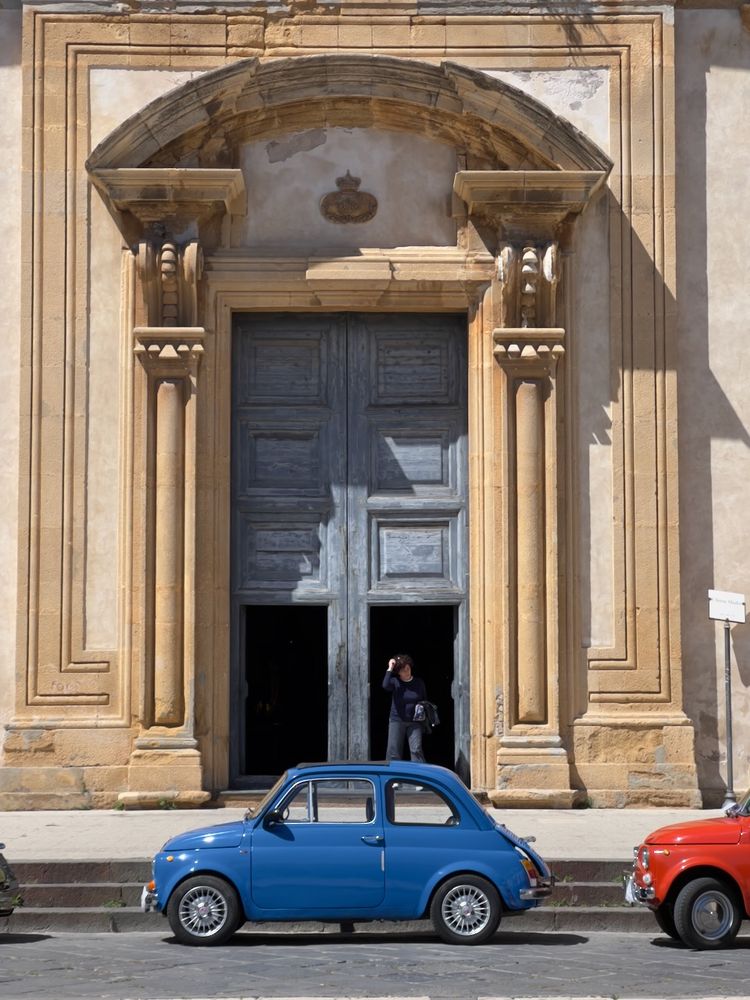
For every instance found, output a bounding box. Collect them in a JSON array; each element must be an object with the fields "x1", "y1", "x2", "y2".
[
  {"x1": 624, "y1": 873, "x2": 654, "y2": 905},
  {"x1": 141, "y1": 884, "x2": 159, "y2": 913},
  {"x1": 520, "y1": 877, "x2": 555, "y2": 901}
]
